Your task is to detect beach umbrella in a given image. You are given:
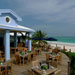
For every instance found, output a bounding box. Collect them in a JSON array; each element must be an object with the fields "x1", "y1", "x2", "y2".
[
  {"x1": 32, "y1": 37, "x2": 44, "y2": 40},
  {"x1": 44, "y1": 37, "x2": 57, "y2": 41},
  {"x1": 32, "y1": 37, "x2": 57, "y2": 41}
]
